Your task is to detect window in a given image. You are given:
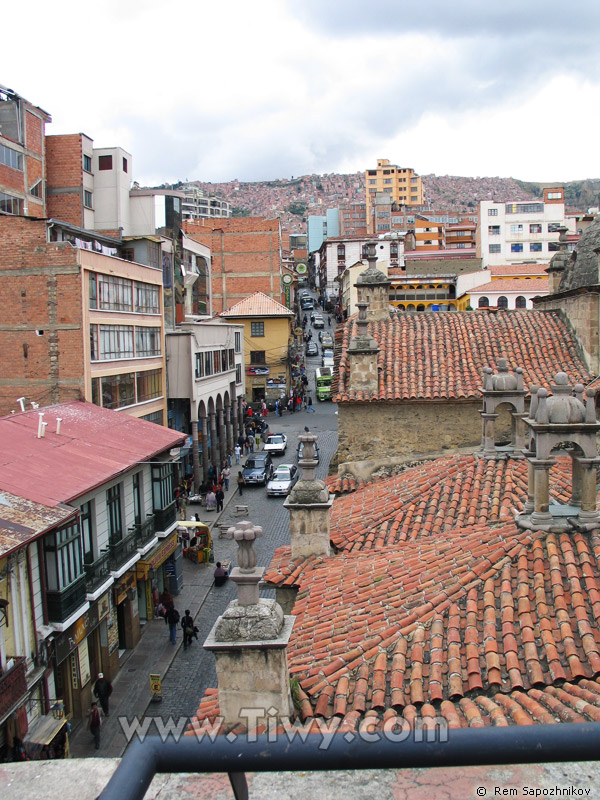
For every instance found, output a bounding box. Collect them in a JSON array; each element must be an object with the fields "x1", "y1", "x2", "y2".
[
  {"x1": 107, "y1": 485, "x2": 123, "y2": 542},
  {"x1": 91, "y1": 377, "x2": 100, "y2": 406},
  {"x1": 44, "y1": 521, "x2": 83, "y2": 592},
  {"x1": 0, "y1": 143, "x2": 23, "y2": 170},
  {"x1": 510, "y1": 224, "x2": 523, "y2": 235},
  {"x1": 516, "y1": 296, "x2": 527, "y2": 309},
  {"x1": 383, "y1": 179, "x2": 392, "y2": 184},
  {"x1": 122, "y1": 157, "x2": 128, "y2": 173},
  {"x1": 29, "y1": 180, "x2": 42, "y2": 199},
  {"x1": 98, "y1": 325, "x2": 134, "y2": 359},
  {"x1": 548, "y1": 242, "x2": 560, "y2": 251},
  {"x1": 96, "y1": 274, "x2": 133, "y2": 311},
  {"x1": 506, "y1": 202, "x2": 544, "y2": 214},
  {"x1": 511, "y1": 243, "x2": 524, "y2": 253},
  {"x1": 236, "y1": 364, "x2": 242, "y2": 384},
  {"x1": 132, "y1": 473, "x2": 142, "y2": 526},
  {"x1": 152, "y1": 463, "x2": 173, "y2": 511},
  {"x1": 251, "y1": 321, "x2": 264, "y2": 337},
  {"x1": 135, "y1": 327, "x2": 161, "y2": 357},
  {"x1": 84, "y1": 190, "x2": 93, "y2": 208},
  {"x1": 80, "y1": 501, "x2": 94, "y2": 563},
  {"x1": 83, "y1": 154, "x2": 92, "y2": 172},
  {"x1": 547, "y1": 192, "x2": 562, "y2": 200},
  {"x1": 530, "y1": 242, "x2": 542, "y2": 252},
  {"x1": 134, "y1": 282, "x2": 160, "y2": 313},
  {"x1": 213, "y1": 350, "x2": 221, "y2": 373},
  {"x1": 489, "y1": 244, "x2": 501, "y2": 253},
  {"x1": 228, "y1": 348, "x2": 235, "y2": 369},
  {"x1": 195, "y1": 353, "x2": 204, "y2": 379},
  {"x1": 488, "y1": 208, "x2": 498, "y2": 216},
  {"x1": 101, "y1": 373, "x2": 135, "y2": 409},
  {"x1": 0, "y1": 191, "x2": 23, "y2": 215},
  {"x1": 136, "y1": 369, "x2": 162, "y2": 402},
  {"x1": 98, "y1": 155, "x2": 113, "y2": 170},
  {"x1": 548, "y1": 223, "x2": 562, "y2": 233},
  {"x1": 529, "y1": 224, "x2": 542, "y2": 234},
  {"x1": 90, "y1": 325, "x2": 98, "y2": 360},
  {"x1": 234, "y1": 331, "x2": 241, "y2": 353},
  {"x1": 250, "y1": 351, "x2": 266, "y2": 364},
  {"x1": 140, "y1": 410, "x2": 163, "y2": 425},
  {"x1": 497, "y1": 296, "x2": 508, "y2": 309}
]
